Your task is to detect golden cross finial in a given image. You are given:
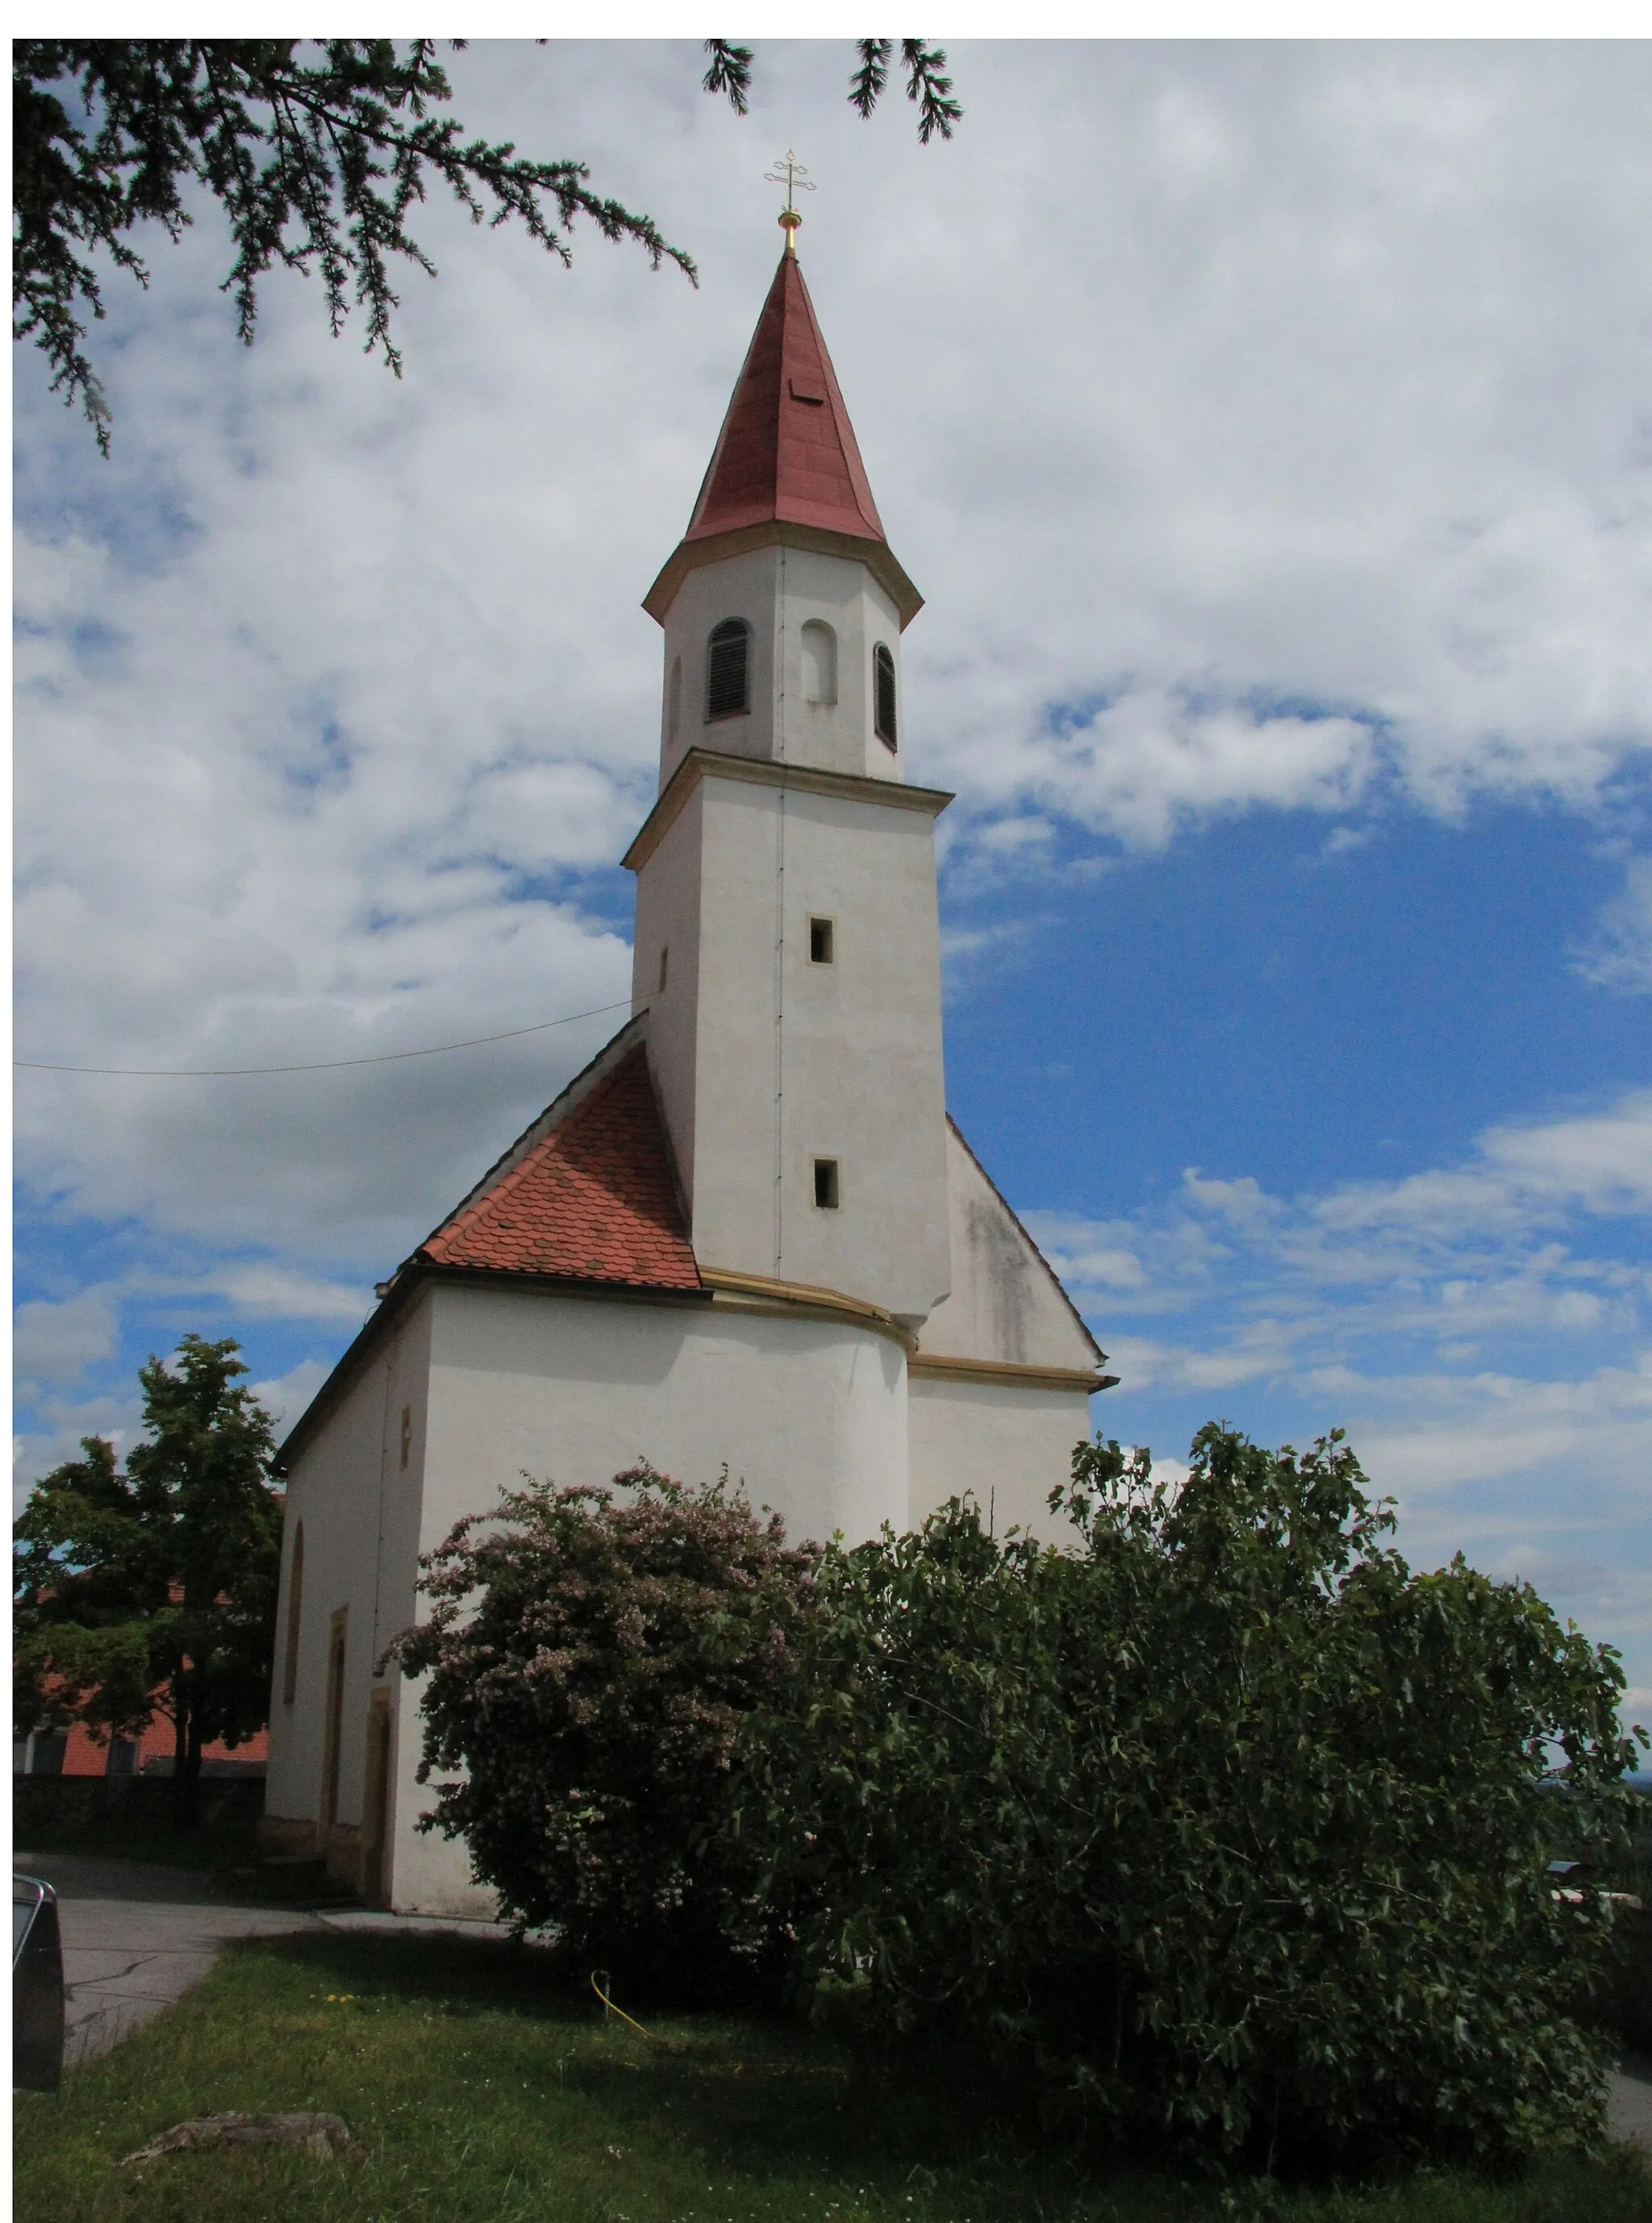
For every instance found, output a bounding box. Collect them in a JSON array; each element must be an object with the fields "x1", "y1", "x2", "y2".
[{"x1": 764, "y1": 150, "x2": 814, "y2": 252}]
